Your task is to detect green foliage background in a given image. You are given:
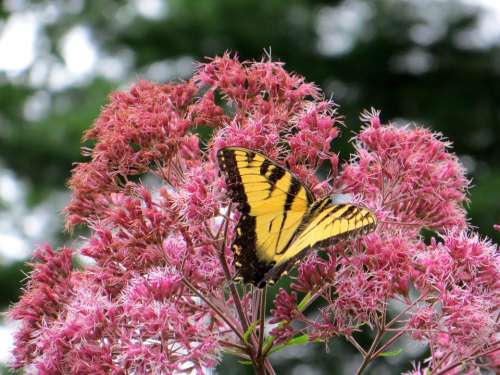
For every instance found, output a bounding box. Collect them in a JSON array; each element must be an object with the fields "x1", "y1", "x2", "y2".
[{"x1": 1, "y1": 0, "x2": 499, "y2": 373}]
